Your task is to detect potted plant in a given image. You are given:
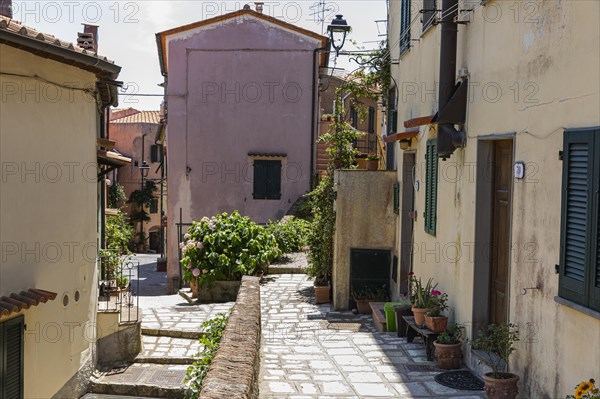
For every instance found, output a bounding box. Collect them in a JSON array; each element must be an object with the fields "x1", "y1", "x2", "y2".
[
  {"x1": 366, "y1": 153, "x2": 379, "y2": 170},
  {"x1": 408, "y1": 273, "x2": 437, "y2": 326},
  {"x1": 314, "y1": 275, "x2": 331, "y2": 304},
  {"x1": 566, "y1": 379, "x2": 600, "y2": 399},
  {"x1": 471, "y1": 323, "x2": 520, "y2": 399},
  {"x1": 433, "y1": 323, "x2": 464, "y2": 369},
  {"x1": 425, "y1": 290, "x2": 448, "y2": 332},
  {"x1": 352, "y1": 287, "x2": 375, "y2": 314}
]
